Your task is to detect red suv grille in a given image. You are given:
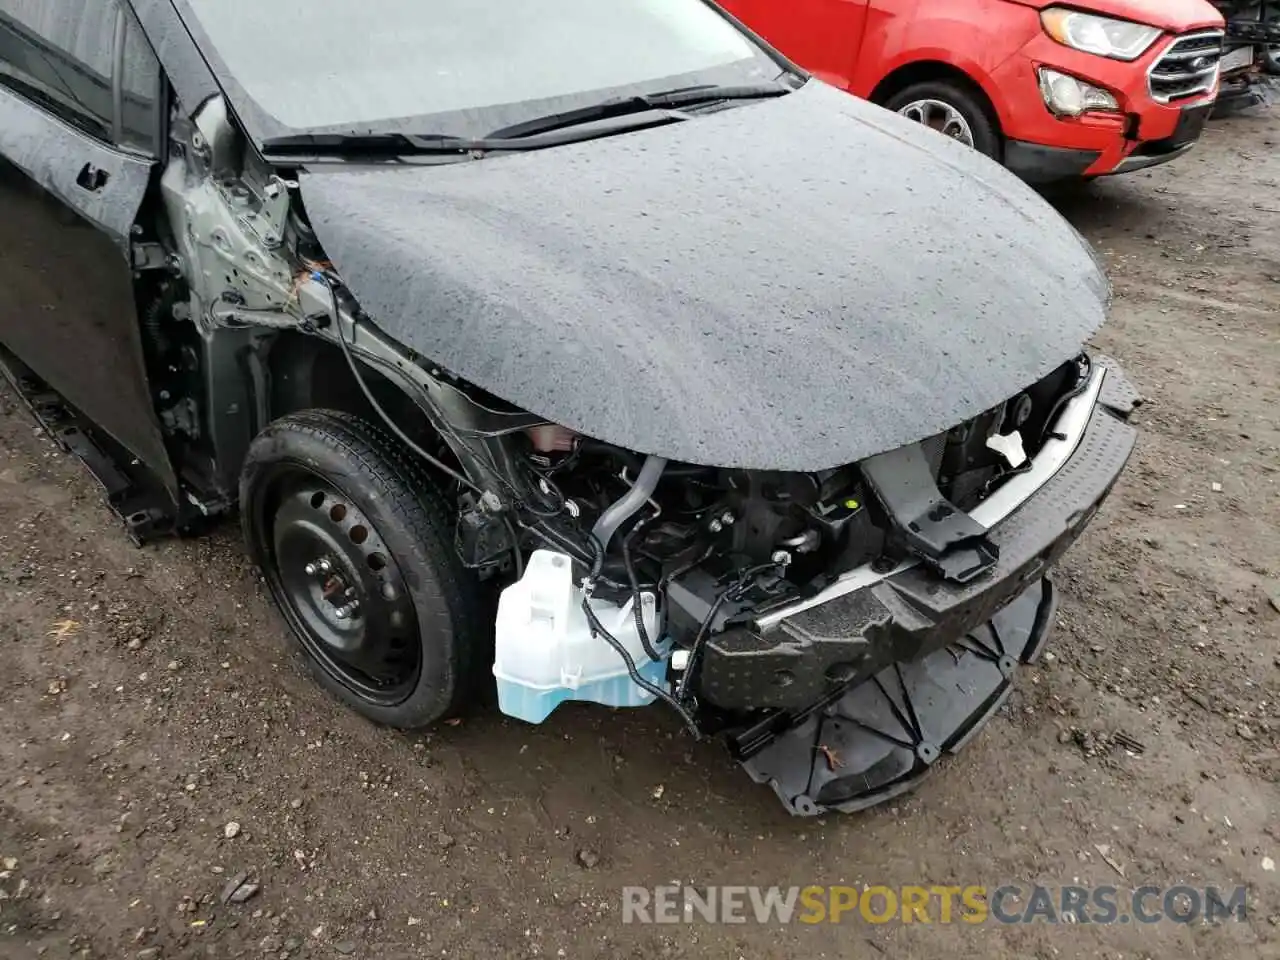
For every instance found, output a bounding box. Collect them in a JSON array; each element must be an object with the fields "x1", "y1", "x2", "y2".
[{"x1": 1148, "y1": 30, "x2": 1224, "y2": 103}]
